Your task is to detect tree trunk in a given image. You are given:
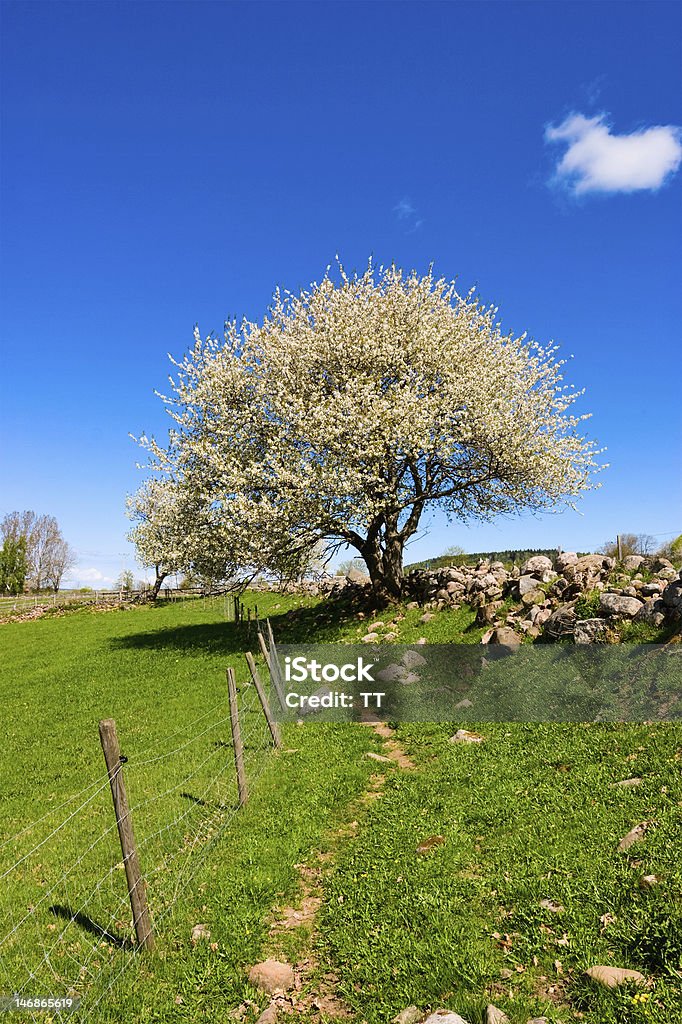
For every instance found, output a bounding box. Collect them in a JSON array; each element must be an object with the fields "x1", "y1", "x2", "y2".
[
  {"x1": 149, "y1": 568, "x2": 168, "y2": 601},
  {"x1": 361, "y1": 531, "x2": 404, "y2": 605}
]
